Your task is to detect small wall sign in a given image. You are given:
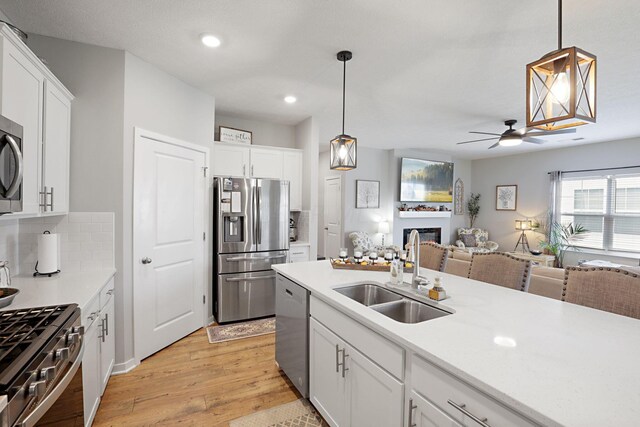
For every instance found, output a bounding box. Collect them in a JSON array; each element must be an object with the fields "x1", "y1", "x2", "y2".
[{"x1": 219, "y1": 126, "x2": 252, "y2": 144}]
